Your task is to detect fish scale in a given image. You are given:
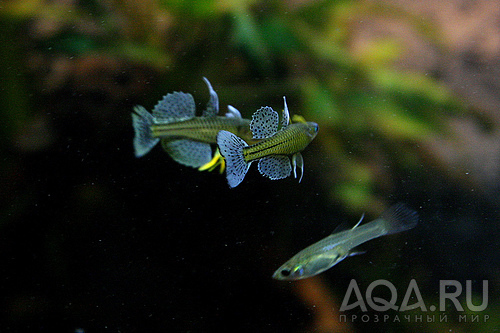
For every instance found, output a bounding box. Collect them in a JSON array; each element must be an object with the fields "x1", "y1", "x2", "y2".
[
  {"x1": 152, "y1": 116, "x2": 252, "y2": 144},
  {"x1": 242, "y1": 122, "x2": 316, "y2": 162}
]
